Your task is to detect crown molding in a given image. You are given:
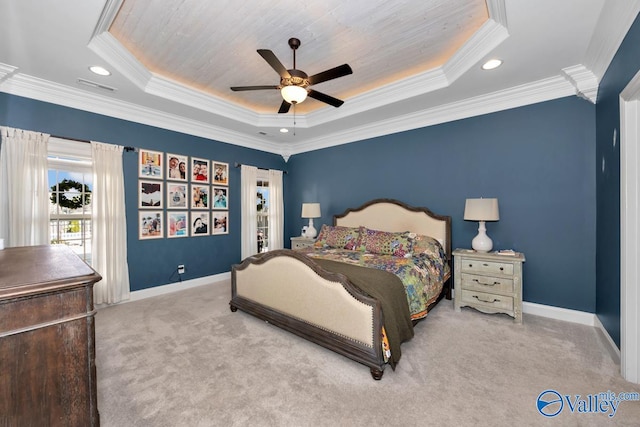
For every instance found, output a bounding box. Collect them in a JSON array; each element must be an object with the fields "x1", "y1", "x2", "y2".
[
  {"x1": 88, "y1": 31, "x2": 151, "y2": 90},
  {"x1": 0, "y1": 66, "x2": 580, "y2": 159},
  {"x1": 0, "y1": 63, "x2": 18, "y2": 84},
  {"x1": 584, "y1": 0, "x2": 640, "y2": 81},
  {"x1": 0, "y1": 73, "x2": 283, "y2": 155},
  {"x1": 562, "y1": 64, "x2": 599, "y2": 103},
  {"x1": 442, "y1": 16, "x2": 509, "y2": 82},
  {"x1": 486, "y1": 0, "x2": 508, "y2": 27},
  {"x1": 287, "y1": 75, "x2": 577, "y2": 155}
]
